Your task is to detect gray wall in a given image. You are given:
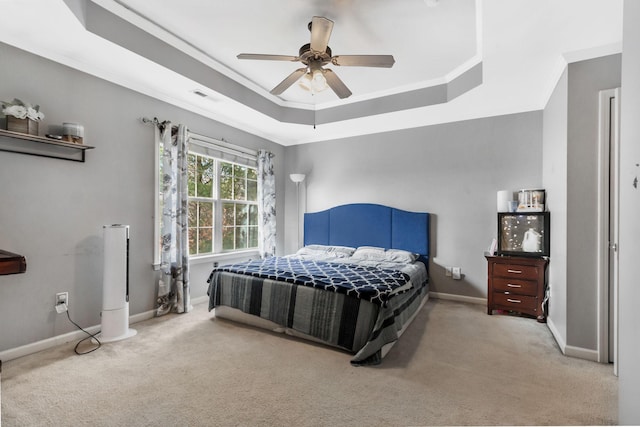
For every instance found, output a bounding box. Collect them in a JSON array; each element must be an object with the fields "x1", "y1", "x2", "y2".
[
  {"x1": 566, "y1": 54, "x2": 622, "y2": 350},
  {"x1": 542, "y1": 54, "x2": 621, "y2": 353},
  {"x1": 543, "y1": 68, "x2": 568, "y2": 345},
  {"x1": 618, "y1": 0, "x2": 640, "y2": 422},
  {"x1": 0, "y1": 43, "x2": 285, "y2": 352},
  {"x1": 285, "y1": 113, "x2": 543, "y2": 298}
]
